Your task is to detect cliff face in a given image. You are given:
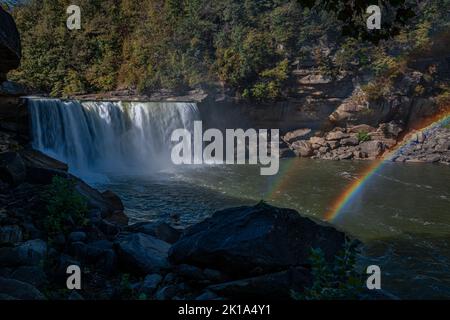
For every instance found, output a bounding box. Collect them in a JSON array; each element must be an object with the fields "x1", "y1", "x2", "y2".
[
  {"x1": 0, "y1": 6, "x2": 21, "y2": 82},
  {"x1": 0, "y1": 6, "x2": 27, "y2": 150}
]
